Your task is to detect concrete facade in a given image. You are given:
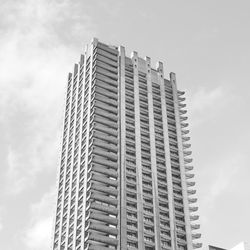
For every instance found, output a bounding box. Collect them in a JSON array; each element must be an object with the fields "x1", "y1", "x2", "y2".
[{"x1": 52, "y1": 38, "x2": 201, "y2": 250}]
